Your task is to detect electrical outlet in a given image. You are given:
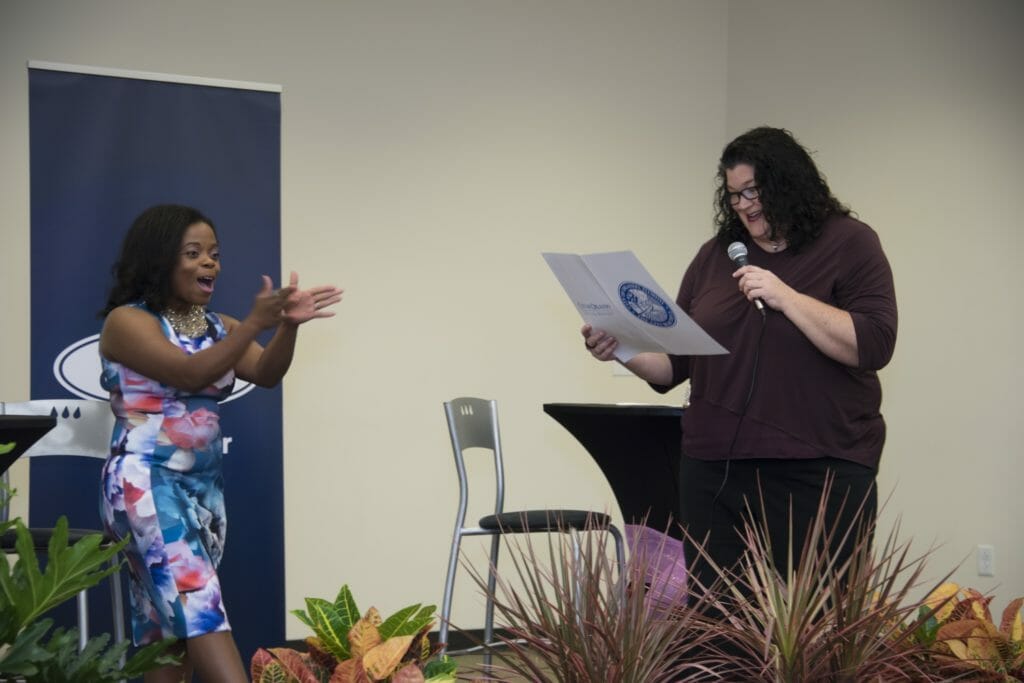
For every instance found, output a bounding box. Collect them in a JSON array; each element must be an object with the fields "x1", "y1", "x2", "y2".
[{"x1": 977, "y1": 544, "x2": 995, "y2": 577}]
